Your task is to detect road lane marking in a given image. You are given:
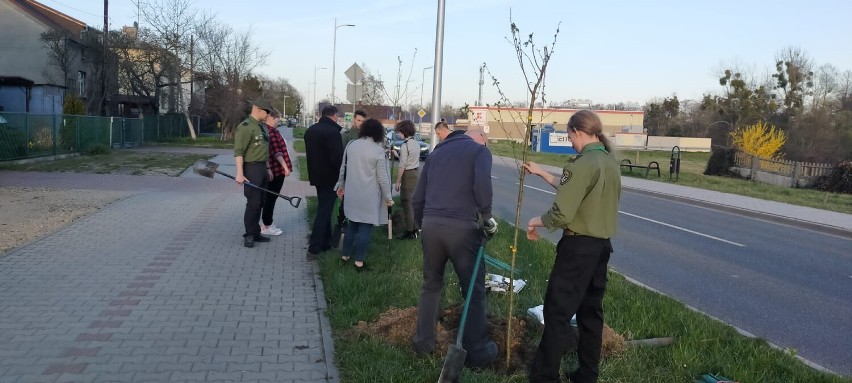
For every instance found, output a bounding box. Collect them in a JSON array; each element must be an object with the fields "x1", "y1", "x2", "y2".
[
  {"x1": 521, "y1": 184, "x2": 746, "y2": 247},
  {"x1": 521, "y1": 184, "x2": 553, "y2": 194},
  {"x1": 619, "y1": 211, "x2": 746, "y2": 247}
]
